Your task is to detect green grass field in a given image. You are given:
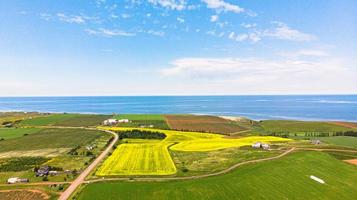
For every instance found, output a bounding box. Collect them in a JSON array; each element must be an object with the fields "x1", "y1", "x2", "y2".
[
  {"x1": 0, "y1": 128, "x2": 41, "y2": 140},
  {"x1": 260, "y1": 120, "x2": 353, "y2": 133},
  {"x1": 0, "y1": 128, "x2": 103, "y2": 153},
  {"x1": 315, "y1": 136, "x2": 357, "y2": 149},
  {"x1": 19, "y1": 114, "x2": 81, "y2": 126},
  {"x1": 78, "y1": 151, "x2": 357, "y2": 200},
  {"x1": 114, "y1": 114, "x2": 170, "y2": 129},
  {"x1": 19, "y1": 114, "x2": 110, "y2": 127}
]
